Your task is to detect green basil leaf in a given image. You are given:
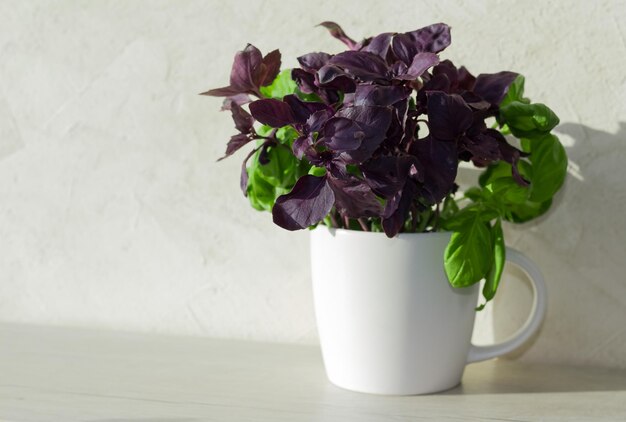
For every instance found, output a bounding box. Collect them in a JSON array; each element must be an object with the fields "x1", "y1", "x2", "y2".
[
  {"x1": 440, "y1": 195, "x2": 460, "y2": 220},
  {"x1": 525, "y1": 134, "x2": 568, "y2": 203},
  {"x1": 247, "y1": 163, "x2": 278, "y2": 212},
  {"x1": 308, "y1": 166, "x2": 327, "y2": 177},
  {"x1": 485, "y1": 177, "x2": 529, "y2": 204},
  {"x1": 259, "y1": 69, "x2": 297, "y2": 99},
  {"x1": 479, "y1": 161, "x2": 514, "y2": 188},
  {"x1": 255, "y1": 124, "x2": 274, "y2": 138},
  {"x1": 257, "y1": 145, "x2": 299, "y2": 189},
  {"x1": 464, "y1": 187, "x2": 484, "y2": 201},
  {"x1": 276, "y1": 126, "x2": 299, "y2": 146},
  {"x1": 442, "y1": 204, "x2": 499, "y2": 231},
  {"x1": 481, "y1": 218, "x2": 505, "y2": 306},
  {"x1": 444, "y1": 210, "x2": 494, "y2": 287},
  {"x1": 499, "y1": 101, "x2": 559, "y2": 138},
  {"x1": 479, "y1": 160, "x2": 532, "y2": 188},
  {"x1": 295, "y1": 89, "x2": 323, "y2": 103},
  {"x1": 504, "y1": 197, "x2": 552, "y2": 223}
]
